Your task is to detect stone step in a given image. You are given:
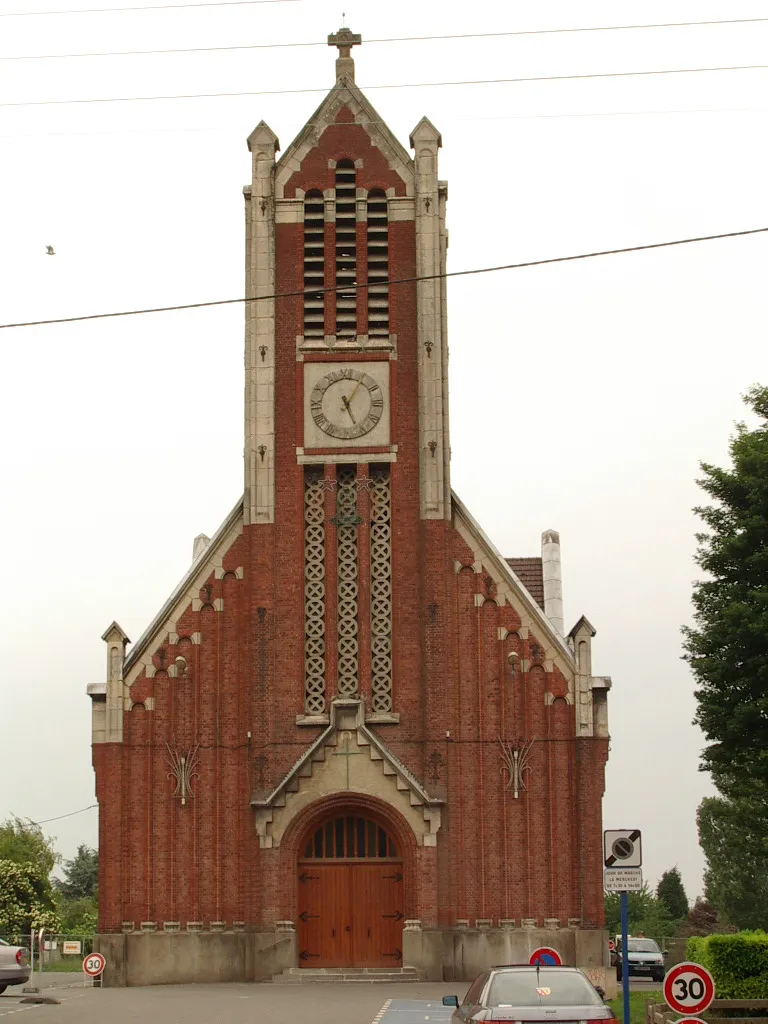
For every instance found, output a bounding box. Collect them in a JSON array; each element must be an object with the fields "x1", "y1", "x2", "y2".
[{"x1": 272, "y1": 966, "x2": 424, "y2": 985}]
